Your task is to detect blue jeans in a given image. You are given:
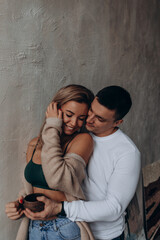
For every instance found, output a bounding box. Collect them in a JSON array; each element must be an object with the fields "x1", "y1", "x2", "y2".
[{"x1": 28, "y1": 218, "x2": 81, "y2": 240}]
